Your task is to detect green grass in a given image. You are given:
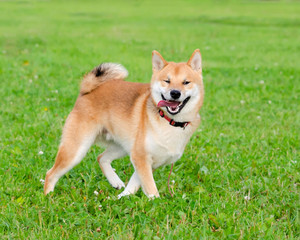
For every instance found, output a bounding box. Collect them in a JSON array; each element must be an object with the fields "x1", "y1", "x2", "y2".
[{"x1": 0, "y1": 0, "x2": 299, "y2": 239}]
